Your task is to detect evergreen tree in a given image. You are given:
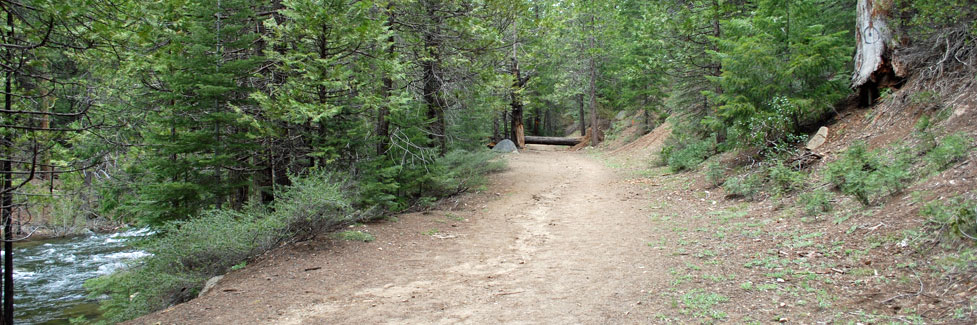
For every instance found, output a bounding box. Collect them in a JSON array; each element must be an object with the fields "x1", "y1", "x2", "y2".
[{"x1": 135, "y1": 0, "x2": 264, "y2": 225}]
